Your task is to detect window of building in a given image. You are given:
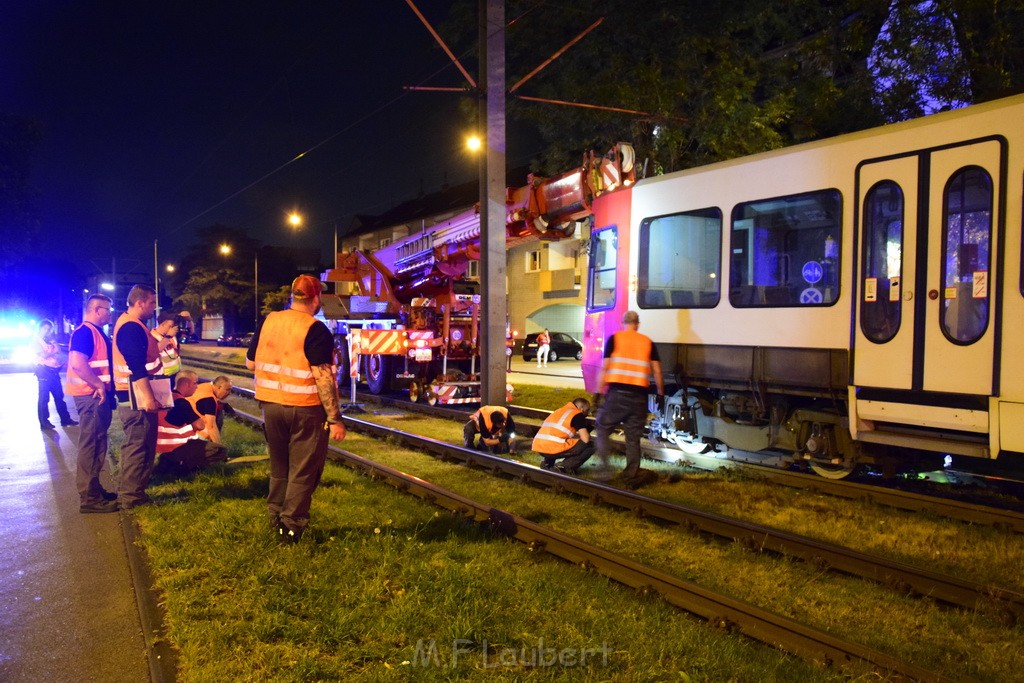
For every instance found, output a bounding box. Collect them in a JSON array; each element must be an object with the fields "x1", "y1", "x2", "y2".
[
  {"x1": 467, "y1": 260, "x2": 479, "y2": 279},
  {"x1": 638, "y1": 207, "x2": 721, "y2": 308},
  {"x1": 587, "y1": 227, "x2": 617, "y2": 311},
  {"x1": 729, "y1": 189, "x2": 842, "y2": 307},
  {"x1": 526, "y1": 250, "x2": 541, "y2": 273},
  {"x1": 860, "y1": 180, "x2": 904, "y2": 343},
  {"x1": 379, "y1": 237, "x2": 392, "y2": 249},
  {"x1": 941, "y1": 166, "x2": 992, "y2": 344}
]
